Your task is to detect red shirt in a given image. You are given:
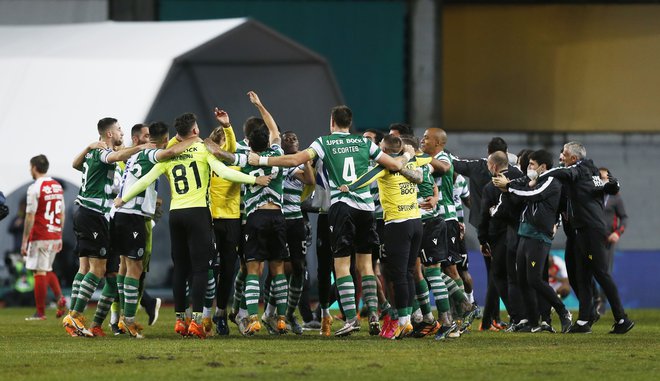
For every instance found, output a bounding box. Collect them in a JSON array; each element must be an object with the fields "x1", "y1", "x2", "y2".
[{"x1": 26, "y1": 177, "x2": 64, "y2": 241}]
